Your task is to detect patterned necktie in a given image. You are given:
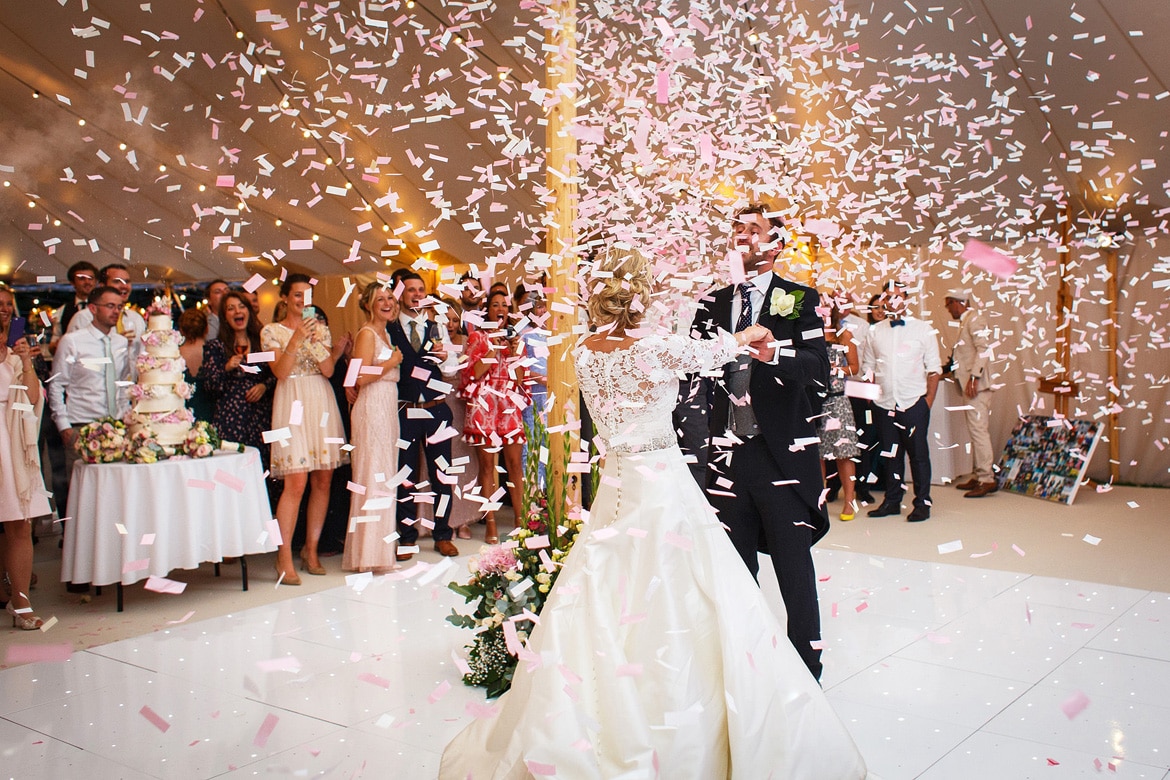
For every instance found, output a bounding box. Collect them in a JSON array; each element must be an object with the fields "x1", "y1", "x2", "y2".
[
  {"x1": 102, "y1": 336, "x2": 118, "y2": 417},
  {"x1": 735, "y1": 283, "x2": 754, "y2": 332},
  {"x1": 409, "y1": 320, "x2": 422, "y2": 352}
]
